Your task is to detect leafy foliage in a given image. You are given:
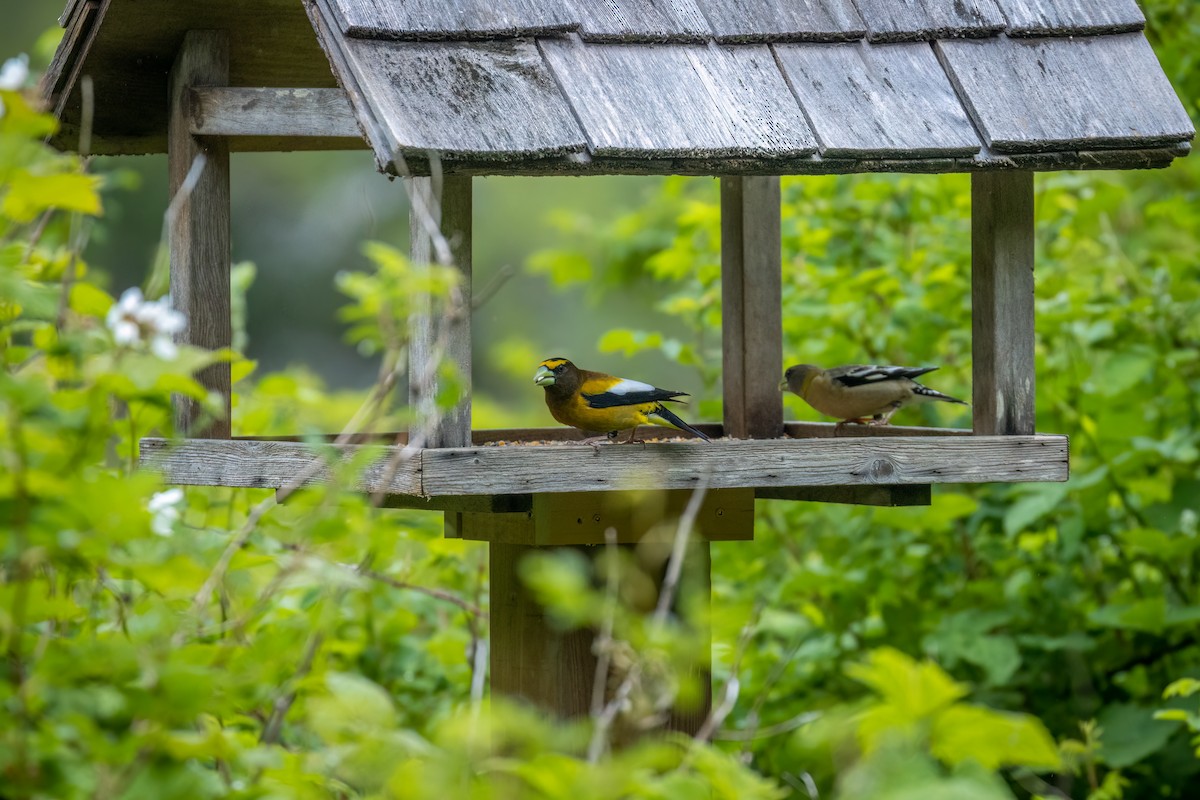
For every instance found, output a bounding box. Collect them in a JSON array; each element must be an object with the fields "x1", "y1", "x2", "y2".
[{"x1": 4, "y1": 1, "x2": 1200, "y2": 796}]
